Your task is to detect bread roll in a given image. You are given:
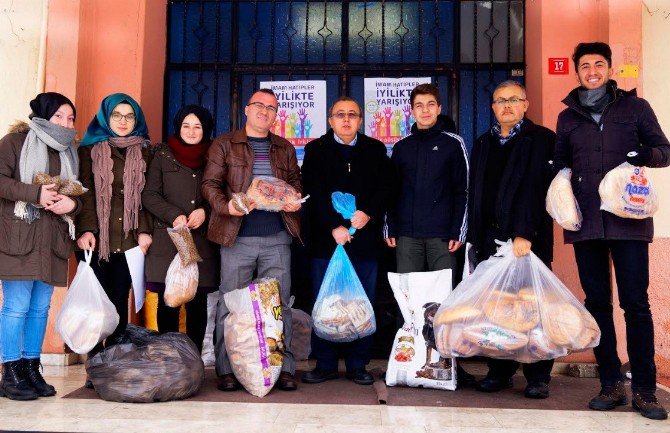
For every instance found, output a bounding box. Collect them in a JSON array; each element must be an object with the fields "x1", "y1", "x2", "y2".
[
  {"x1": 517, "y1": 287, "x2": 537, "y2": 302},
  {"x1": 546, "y1": 168, "x2": 582, "y2": 231},
  {"x1": 434, "y1": 306, "x2": 482, "y2": 325},
  {"x1": 483, "y1": 298, "x2": 539, "y2": 332},
  {"x1": 570, "y1": 313, "x2": 600, "y2": 350},
  {"x1": 527, "y1": 327, "x2": 563, "y2": 360},
  {"x1": 543, "y1": 303, "x2": 584, "y2": 346}
]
